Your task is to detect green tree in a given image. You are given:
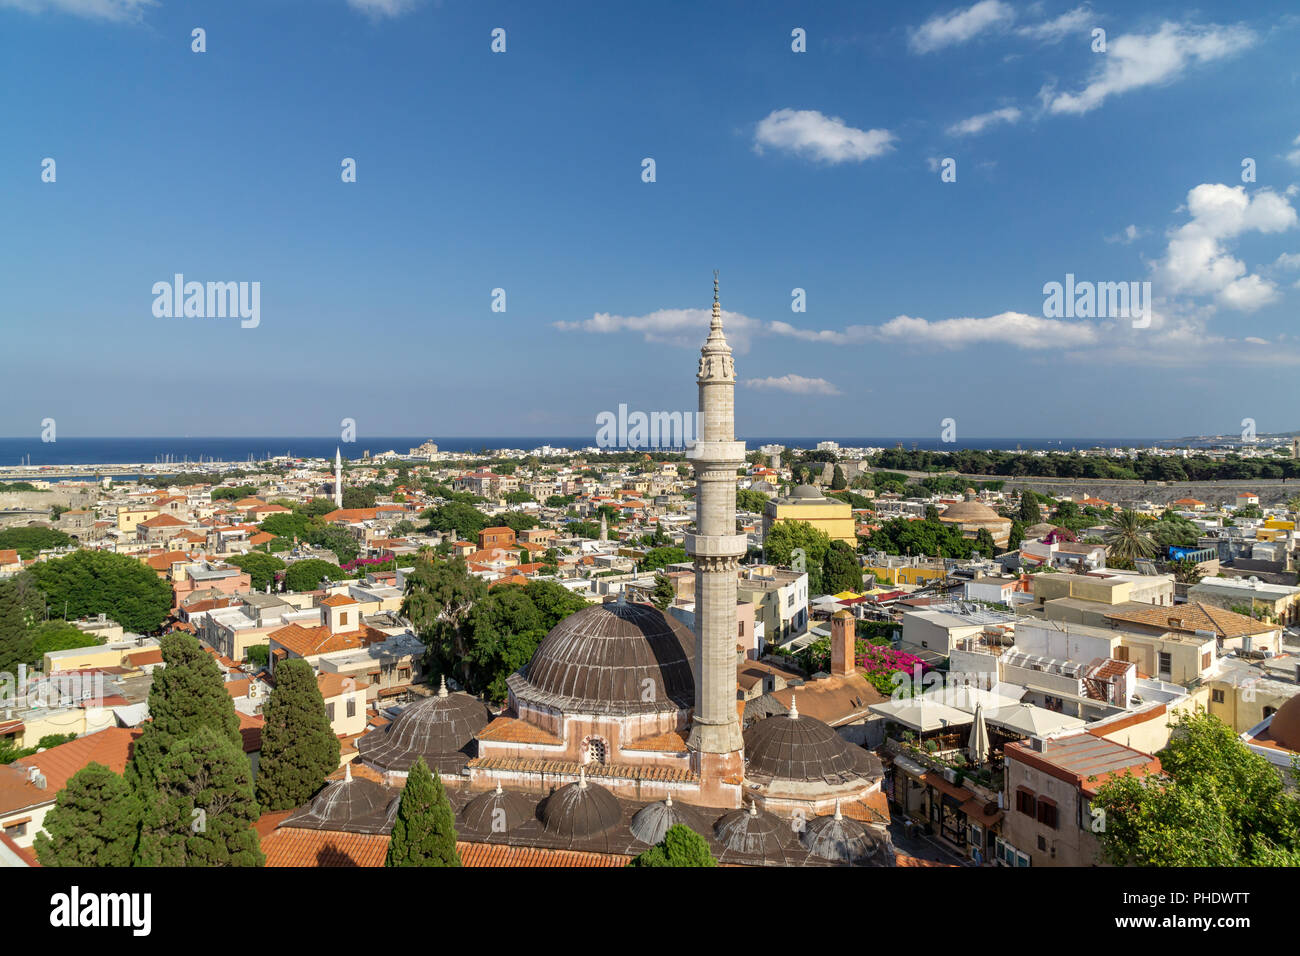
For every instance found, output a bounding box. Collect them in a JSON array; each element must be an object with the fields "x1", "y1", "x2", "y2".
[
  {"x1": 1018, "y1": 493, "x2": 1041, "y2": 524},
  {"x1": 1102, "y1": 509, "x2": 1158, "y2": 566},
  {"x1": 129, "y1": 632, "x2": 242, "y2": 790},
  {"x1": 305, "y1": 524, "x2": 360, "y2": 565},
  {"x1": 0, "y1": 526, "x2": 72, "y2": 559},
  {"x1": 402, "y1": 557, "x2": 489, "y2": 687},
  {"x1": 1092, "y1": 710, "x2": 1300, "y2": 866},
  {"x1": 628, "y1": 823, "x2": 717, "y2": 867},
  {"x1": 765, "y1": 520, "x2": 831, "y2": 594},
  {"x1": 641, "y1": 546, "x2": 688, "y2": 572},
  {"x1": 226, "y1": 552, "x2": 285, "y2": 591},
  {"x1": 423, "y1": 501, "x2": 489, "y2": 542},
  {"x1": 385, "y1": 757, "x2": 460, "y2": 867},
  {"x1": 27, "y1": 620, "x2": 102, "y2": 666},
  {"x1": 283, "y1": 558, "x2": 341, "y2": 592},
  {"x1": 651, "y1": 573, "x2": 675, "y2": 611},
  {"x1": 259, "y1": 511, "x2": 312, "y2": 540},
  {"x1": 134, "y1": 726, "x2": 265, "y2": 867},
  {"x1": 34, "y1": 762, "x2": 141, "y2": 866},
  {"x1": 341, "y1": 486, "x2": 377, "y2": 510},
  {"x1": 821, "y1": 540, "x2": 863, "y2": 594},
  {"x1": 255, "y1": 658, "x2": 341, "y2": 811},
  {"x1": 0, "y1": 573, "x2": 44, "y2": 673},
  {"x1": 299, "y1": 497, "x2": 336, "y2": 518},
  {"x1": 28, "y1": 550, "x2": 172, "y2": 633},
  {"x1": 736, "y1": 488, "x2": 770, "y2": 513},
  {"x1": 973, "y1": 528, "x2": 997, "y2": 558},
  {"x1": 1170, "y1": 557, "x2": 1204, "y2": 585}
]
